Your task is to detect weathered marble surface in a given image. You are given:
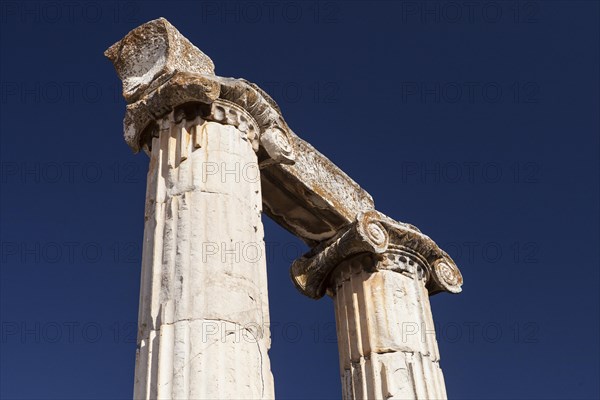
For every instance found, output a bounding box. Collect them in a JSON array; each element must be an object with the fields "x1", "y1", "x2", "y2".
[
  {"x1": 106, "y1": 17, "x2": 462, "y2": 400},
  {"x1": 330, "y1": 254, "x2": 447, "y2": 399},
  {"x1": 290, "y1": 212, "x2": 460, "y2": 399},
  {"x1": 105, "y1": 17, "x2": 215, "y2": 103},
  {"x1": 134, "y1": 113, "x2": 274, "y2": 399},
  {"x1": 291, "y1": 210, "x2": 462, "y2": 299}
]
